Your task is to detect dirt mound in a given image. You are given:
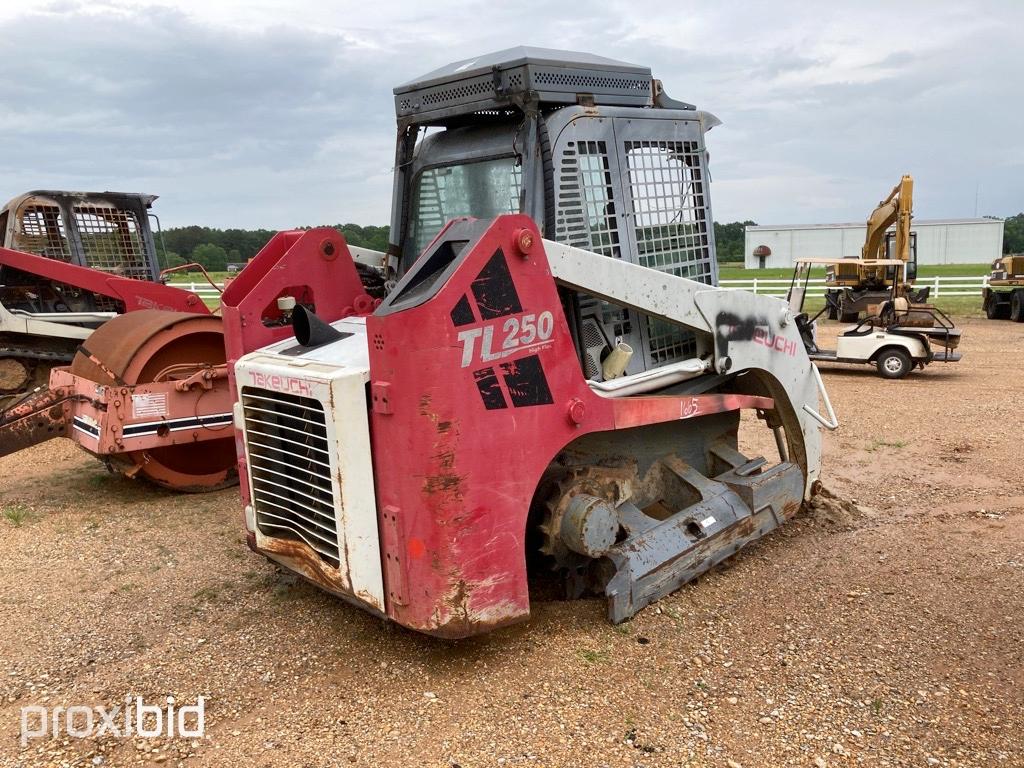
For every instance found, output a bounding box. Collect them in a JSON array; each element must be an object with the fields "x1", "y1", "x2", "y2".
[{"x1": 802, "y1": 485, "x2": 871, "y2": 528}]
